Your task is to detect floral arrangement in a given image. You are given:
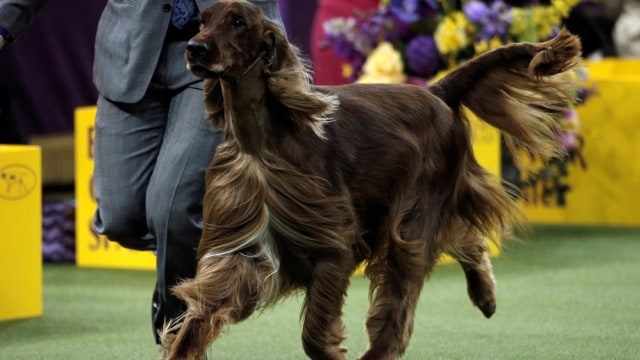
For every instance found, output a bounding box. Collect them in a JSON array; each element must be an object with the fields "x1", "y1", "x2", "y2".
[
  {"x1": 322, "y1": 0, "x2": 594, "y2": 206},
  {"x1": 323, "y1": 0, "x2": 584, "y2": 82}
]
